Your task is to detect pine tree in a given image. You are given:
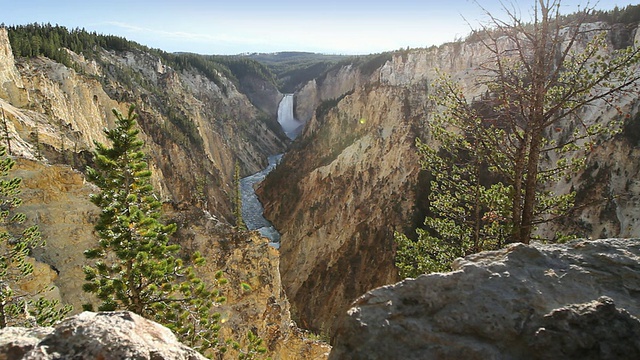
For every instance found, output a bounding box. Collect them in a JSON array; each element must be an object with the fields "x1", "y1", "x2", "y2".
[
  {"x1": 236, "y1": 329, "x2": 268, "y2": 360},
  {"x1": 469, "y1": 0, "x2": 640, "y2": 244},
  {"x1": 0, "y1": 145, "x2": 72, "y2": 327},
  {"x1": 82, "y1": 105, "x2": 226, "y2": 356},
  {"x1": 395, "y1": 86, "x2": 510, "y2": 277}
]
